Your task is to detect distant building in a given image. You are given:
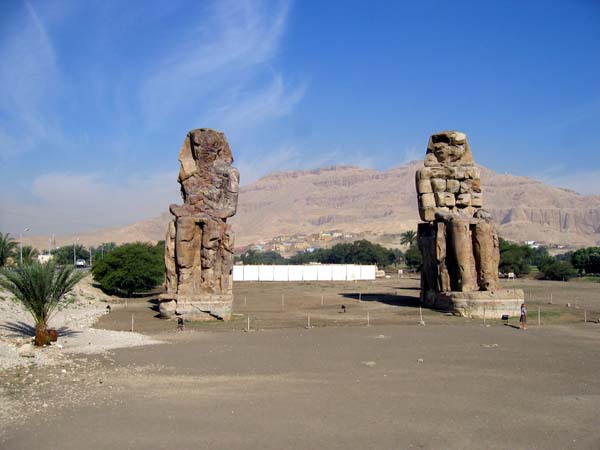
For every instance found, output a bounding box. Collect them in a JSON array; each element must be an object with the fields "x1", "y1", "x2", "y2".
[
  {"x1": 274, "y1": 244, "x2": 289, "y2": 252},
  {"x1": 525, "y1": 240, "x2": 540, "y2": 249},
  {"x1": 37, "y1": 254, "x2": 53, "y2": 264}
]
